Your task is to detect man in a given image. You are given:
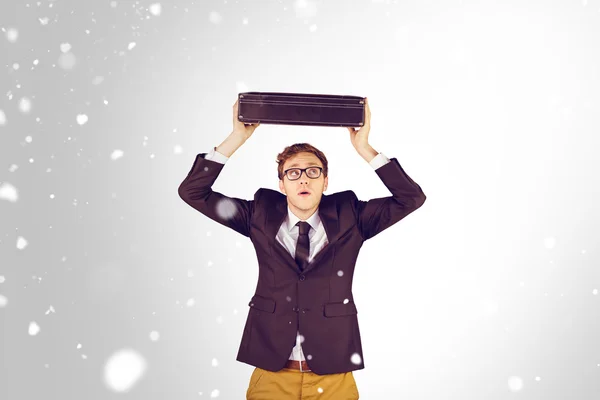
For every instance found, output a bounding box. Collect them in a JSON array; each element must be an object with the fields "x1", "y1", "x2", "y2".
[{"x1": 178, "y1": 97, "x2": 426, "y2": 399}]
